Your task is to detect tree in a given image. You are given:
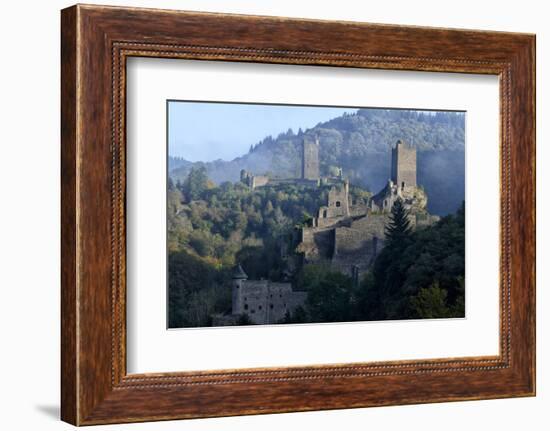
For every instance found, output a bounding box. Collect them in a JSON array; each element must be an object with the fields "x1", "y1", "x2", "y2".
[
  {"x1": 182, "y1": 166, "x2": 209, "y2": 201},
  {"x1": 168, "y1": 250, "x2": 230, "y2": 328},
  {"x1": 264, "y1": 200, "x2": 274, "y2": 214},
  {"x1": 384, "y1": 198, "x2": 412, "y2": 246},
  {"x1": 407, "y1": 282, "x2": 450, "y2": 319},
  {"x1": 362, "y1": 203, "x2": 465, "y2": 321},
  {"x1": 305, "y1": 270, "x2": 354, "y2": 323}
]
